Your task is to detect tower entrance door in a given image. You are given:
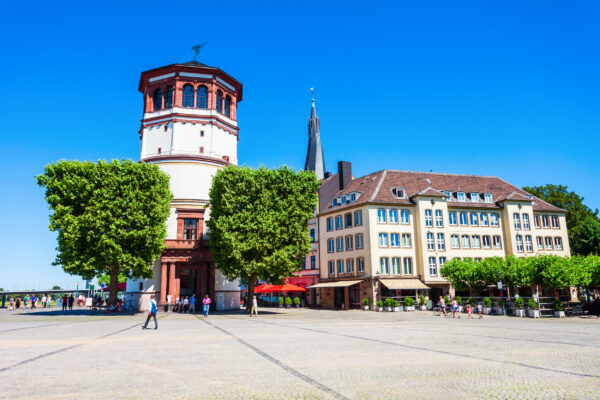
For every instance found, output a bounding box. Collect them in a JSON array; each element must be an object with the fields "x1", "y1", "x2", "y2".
[{"x1": 179, "y1": 269, "x2": 198, "y2": 297}]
